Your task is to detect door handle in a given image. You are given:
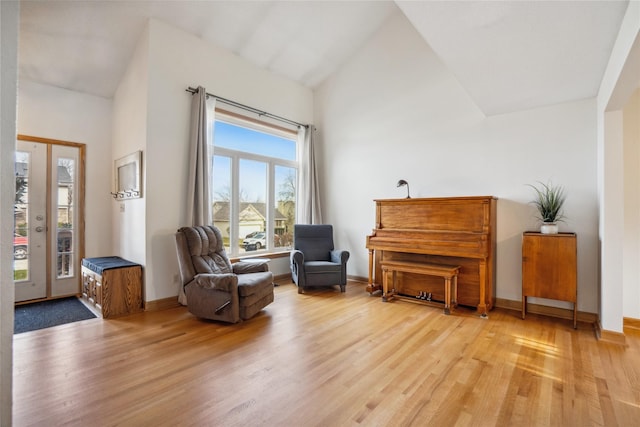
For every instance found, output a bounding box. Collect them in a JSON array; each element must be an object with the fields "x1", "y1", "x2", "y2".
[{"x1": 35, "y1": 226, "x2": 44, "y2": 232}]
